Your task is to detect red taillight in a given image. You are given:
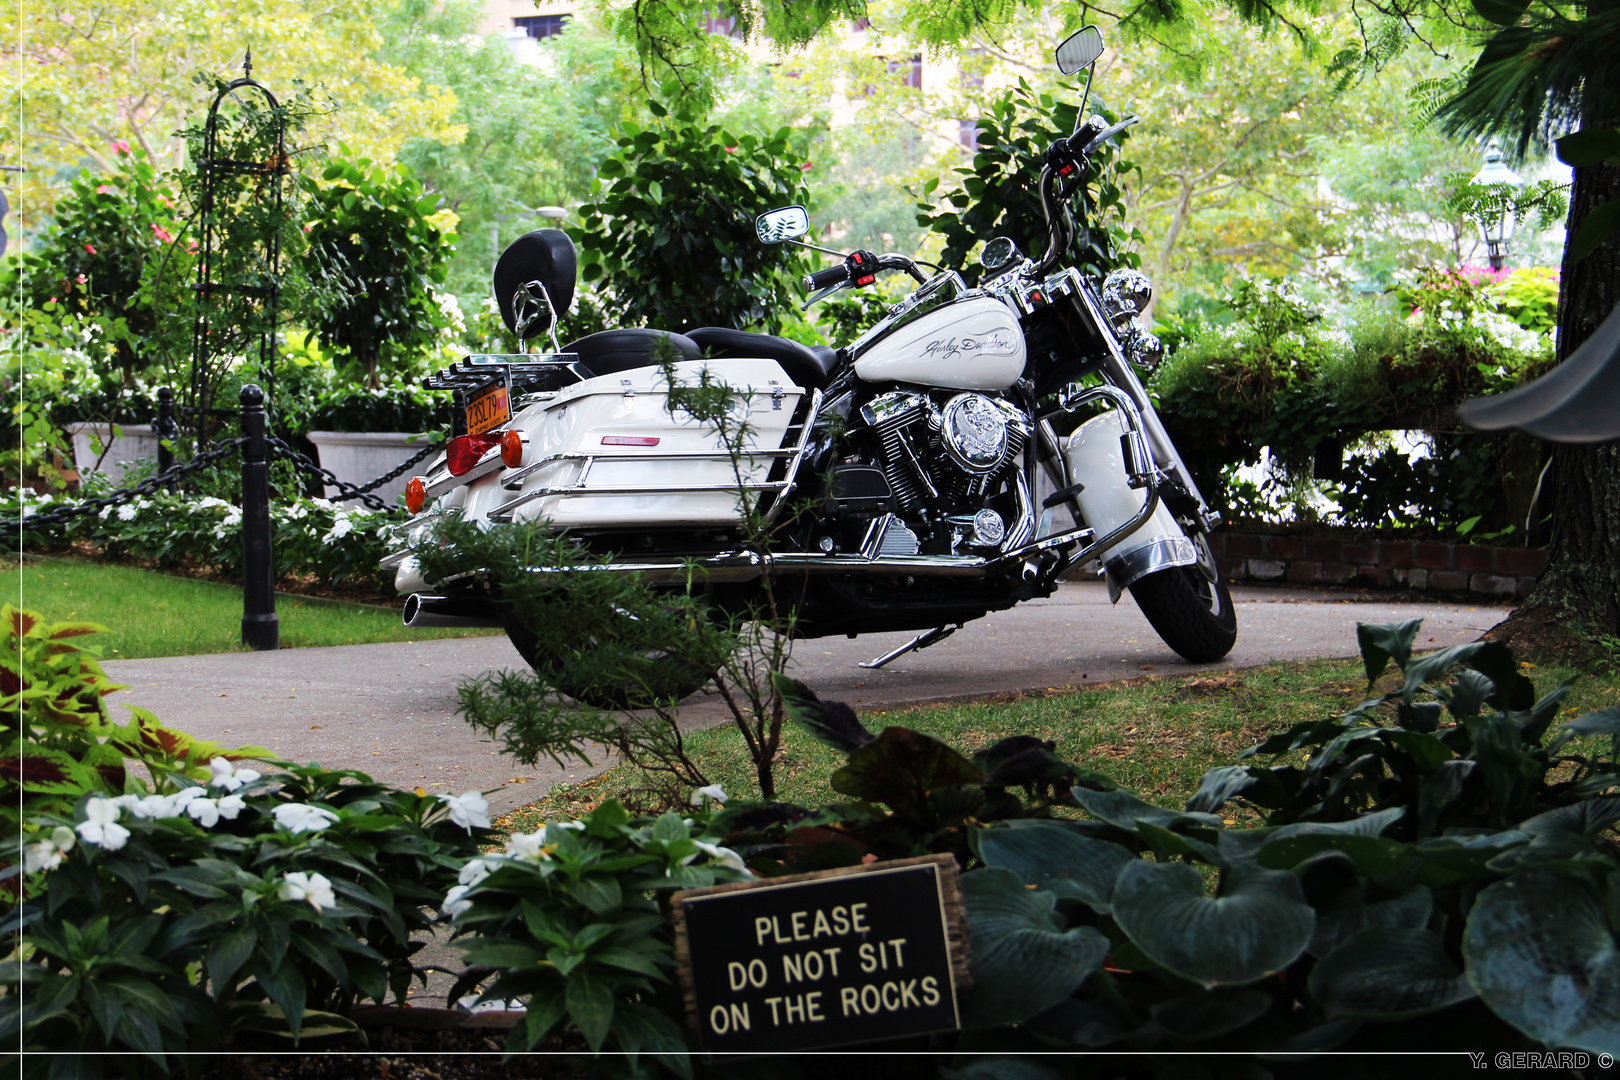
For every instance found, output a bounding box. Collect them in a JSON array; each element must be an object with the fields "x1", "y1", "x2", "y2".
[
  {"x1": 446, "y1": 433, "x2": 501, "y2": 476},
  {"x1": 501, "y1": 429, "x2": 525, "y2": 469},
  {"x1": 405, "y1": 476, "x2": 427, "y2": 515}
]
